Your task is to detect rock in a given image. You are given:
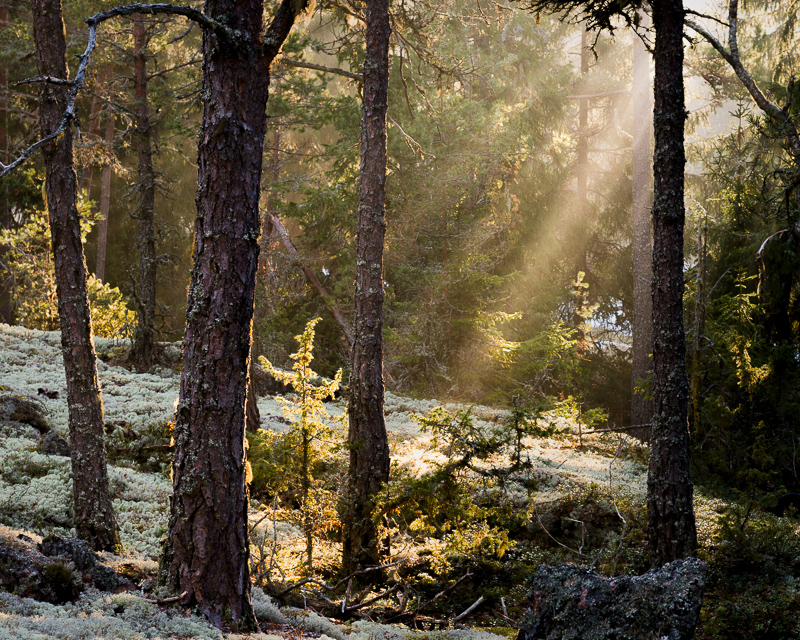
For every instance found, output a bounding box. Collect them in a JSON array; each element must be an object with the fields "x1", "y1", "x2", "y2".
[
  {"x1": 38, "y1": 534, "x2": 129, "y2": 592},
  {"x1": 0, "y1": 393, "x2": 51, "y2": 433},
  {"x1": 39, "y1": 535, "x2": 97, "y2": 572},
  {"x1": 36, "y1": 431, "x2": 71, "y2": 456},
  {"x1": 0, "y1": 539, "x2": 80, "y2": 603},
  {"x1": 774, "y1": 493, "x2": 800, "y2": 517},
  {"x1": 517, "y1": 558, "x2": 706, "y2": 640}
]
